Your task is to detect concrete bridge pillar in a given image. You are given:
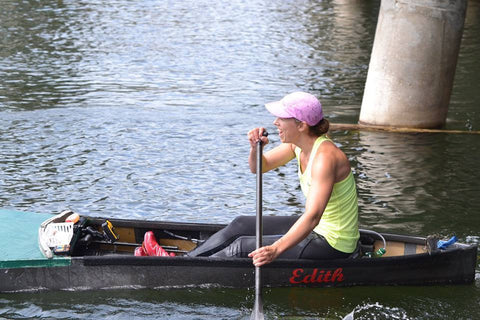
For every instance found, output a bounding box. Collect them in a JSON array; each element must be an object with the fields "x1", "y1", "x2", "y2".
[{"x1": 359, "y1": 0, "x2": 467, "y2": 128}]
